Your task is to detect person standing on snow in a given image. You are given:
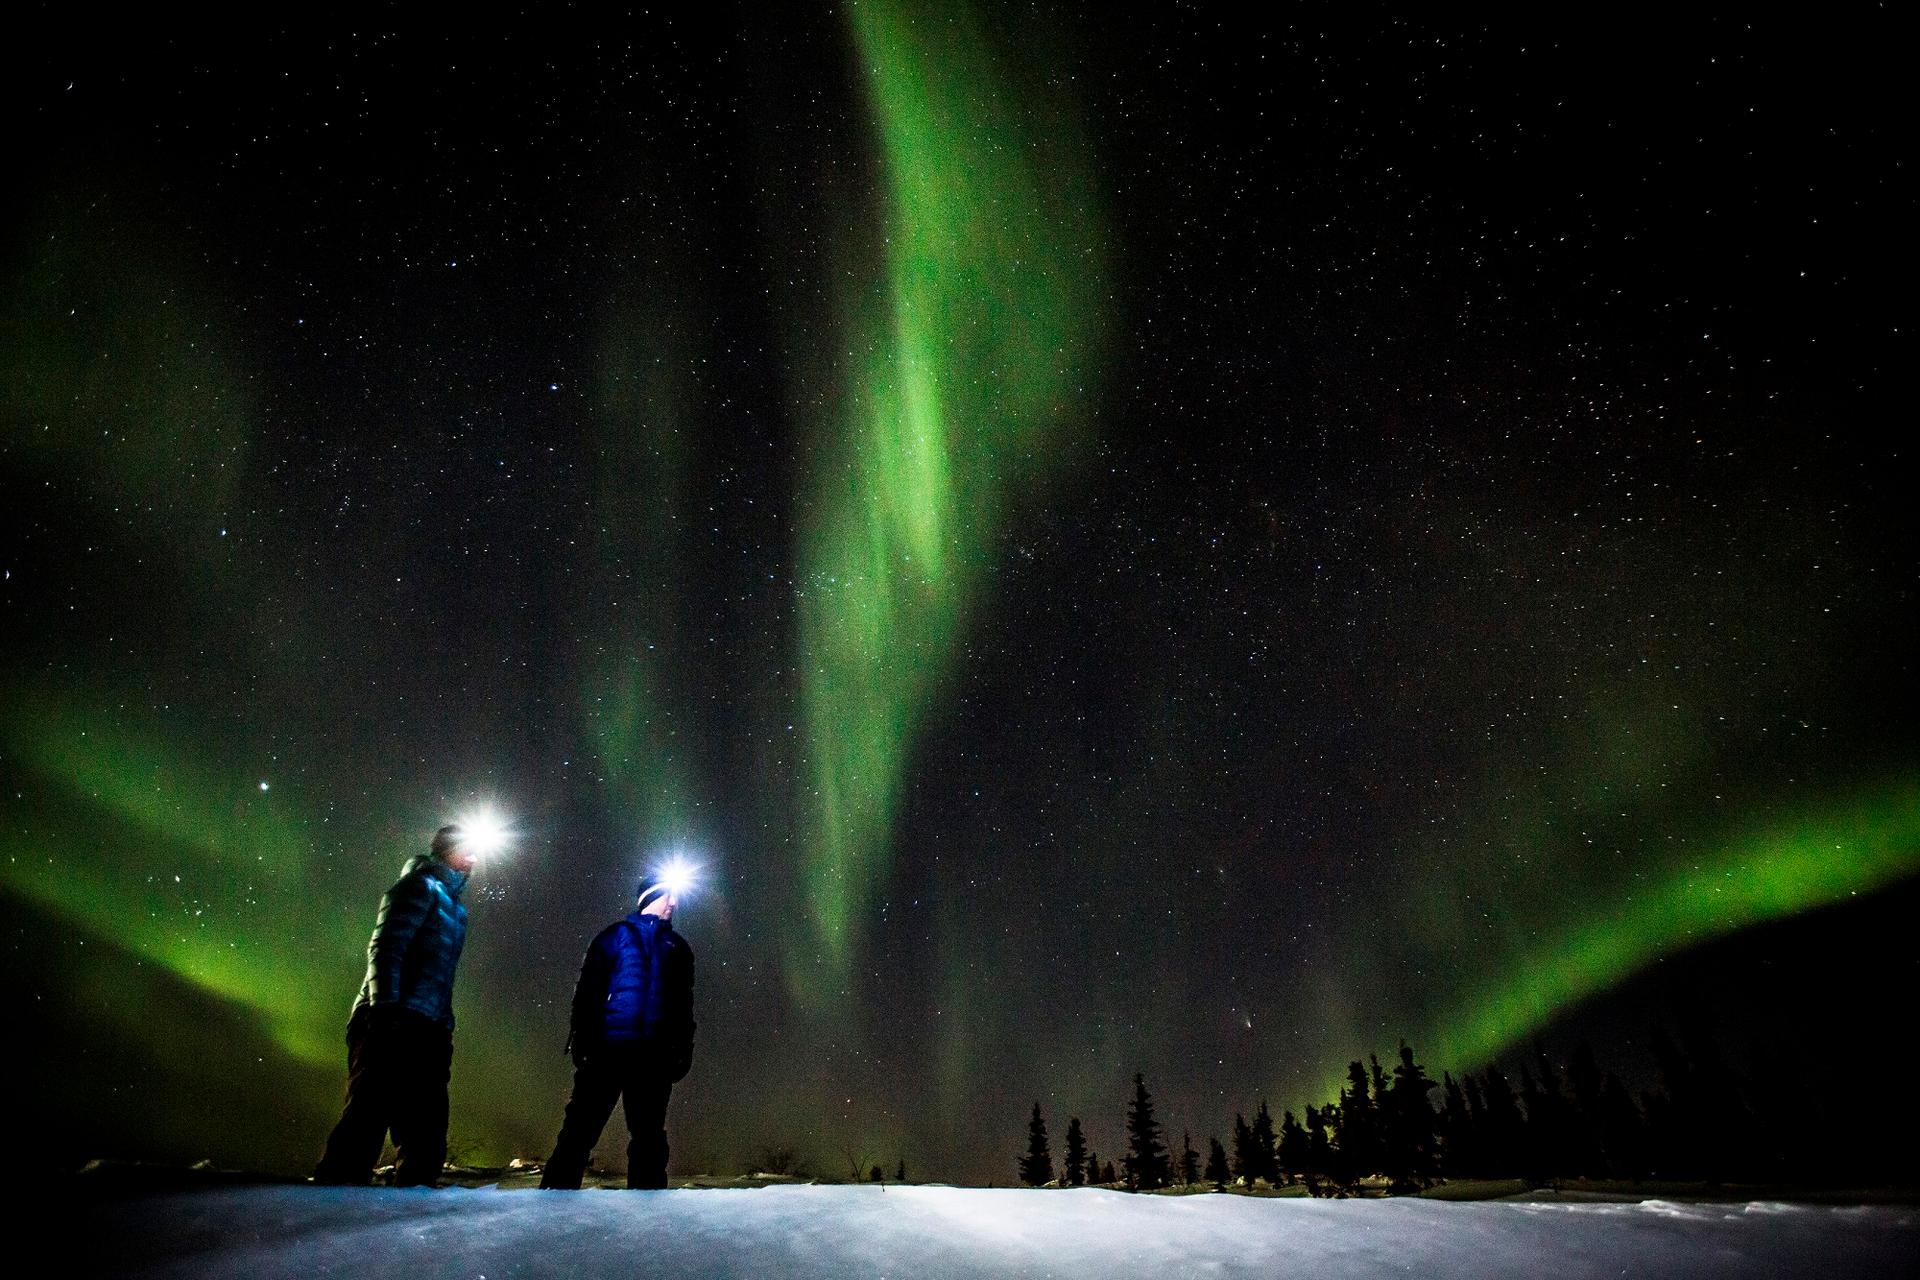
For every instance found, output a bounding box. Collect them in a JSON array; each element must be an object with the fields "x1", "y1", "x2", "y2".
[
  {"x1": 314, "y1": 823, "x2": 480, "y2": 1187},
  {"x1": 539, "y1": 868, "x2": 697, "y2": 1190}
]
